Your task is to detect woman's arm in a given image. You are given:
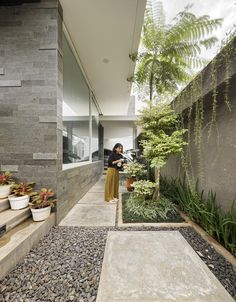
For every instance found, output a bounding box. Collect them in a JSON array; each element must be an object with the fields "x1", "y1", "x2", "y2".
[
  {"x1": 108, "y1": 153, "x2": 120, "y2": 166},
  {"x1": 112, "y1": 158, "x2": 124, "y2": 165}
]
